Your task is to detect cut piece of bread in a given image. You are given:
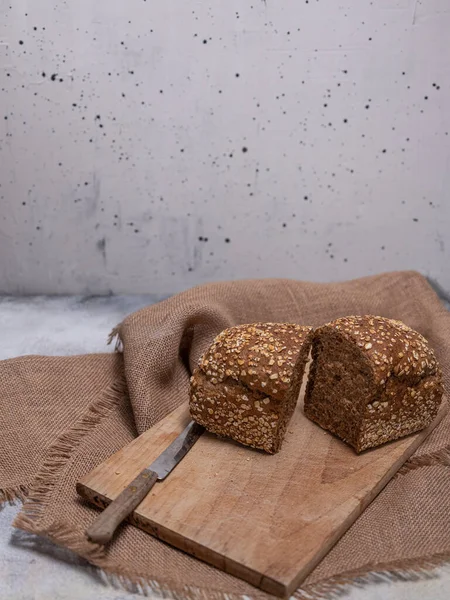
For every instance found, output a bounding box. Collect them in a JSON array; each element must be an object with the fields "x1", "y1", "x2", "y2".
[
  {"x1": 304, "y1": 315, "x2": 444, "y2": 452},
  {"x1": 190, "y1": 323, "x2": 313, "y2": 453}
]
